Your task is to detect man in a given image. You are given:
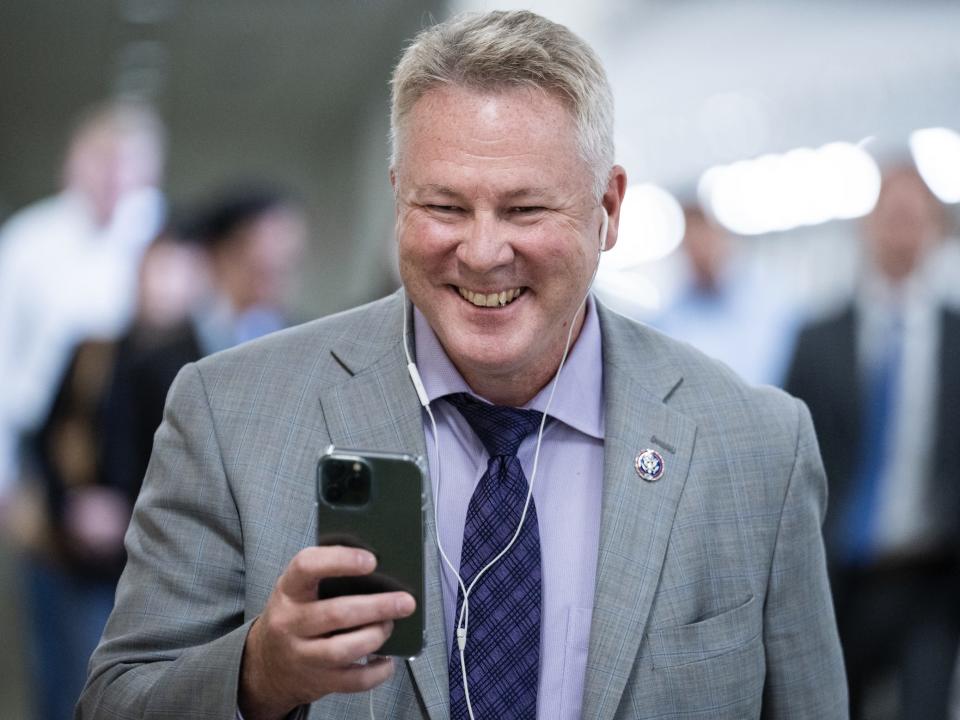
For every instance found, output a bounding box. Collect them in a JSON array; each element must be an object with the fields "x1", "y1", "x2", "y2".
[
  {"x1": 79, "y1": 11, "x2": 847, "y2": 719},
  {"x1": 103, "y1": 185, "x2": 307, "y2": 497},
  {"x1": 0, "y1": 100, "x2": 164, "y2": 720},
  {"x1": 0, "y1": 101, "x2": 165, "y2": 504},
  {"x1": 786, "y1": 165, "x2": 960, "y2": 719}
]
